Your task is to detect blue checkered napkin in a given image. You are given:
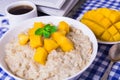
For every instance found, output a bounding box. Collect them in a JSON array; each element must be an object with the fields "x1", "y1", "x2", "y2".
[
  {"x1": 73, "y1": 0, "x2": 120, "y2": 80},
  {"x1": 0, "y1": 68, "x2": 15, "y2": 80},
  {"x1": 109, "y1": 62, "x2": 120, "y2": 80},
  {"x1": 73, "y1": 0, "x2": 120, "y2": 20},
  {"x1": 0, "y1": 15, "x2": 12, "y2": 80},
  {"x1": 0, "y1": 17, "x2": 9, "y2": 38}
]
